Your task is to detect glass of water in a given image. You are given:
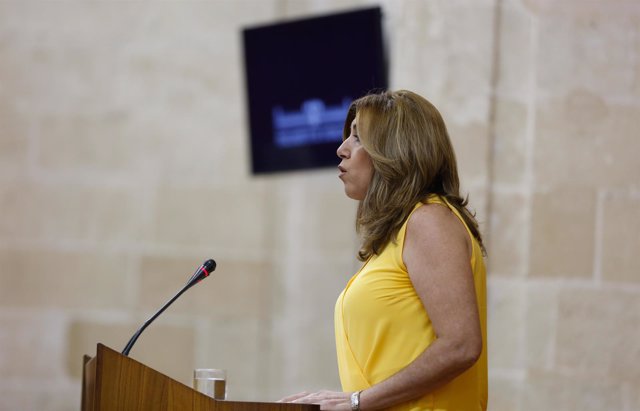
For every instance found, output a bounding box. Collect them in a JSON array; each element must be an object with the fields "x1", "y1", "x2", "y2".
[{"x1": 193, "y1": 368, "x2": 227, "y2": 400}]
